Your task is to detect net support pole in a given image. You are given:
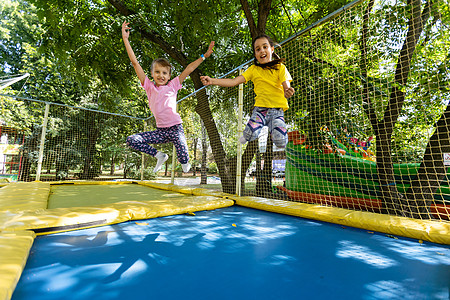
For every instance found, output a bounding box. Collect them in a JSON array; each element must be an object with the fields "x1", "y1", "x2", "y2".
[
  {"x1": 35, "y1": 103, "x2": 49, "y2": 181},
  {"x1": 236, "y1": 68, "x2": 244, "y2": 196}
]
